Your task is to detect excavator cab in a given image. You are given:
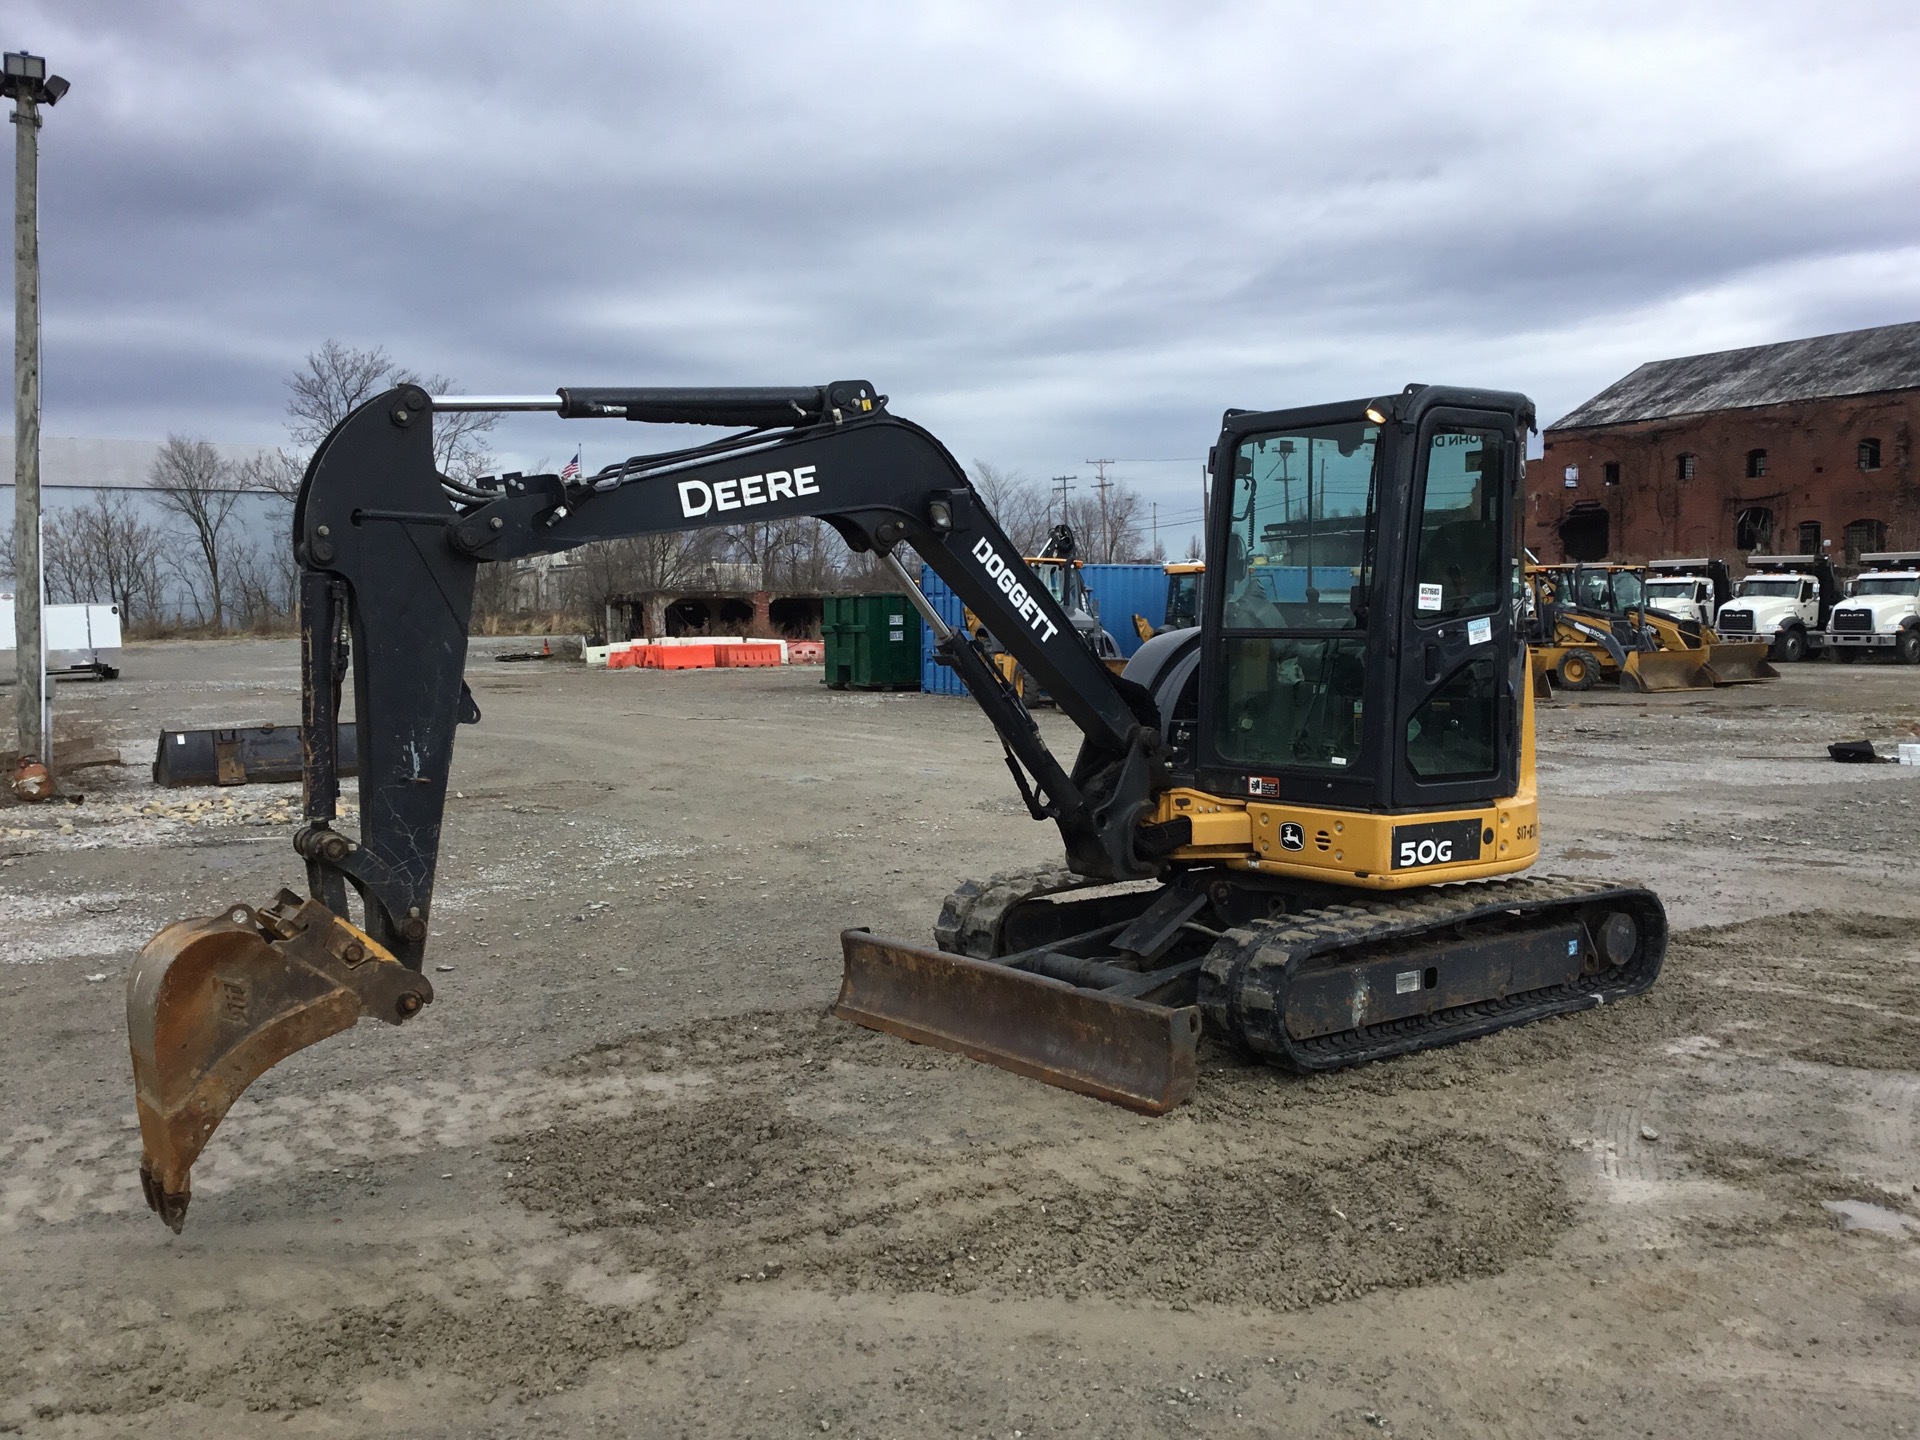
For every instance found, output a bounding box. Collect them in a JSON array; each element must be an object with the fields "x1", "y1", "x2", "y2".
[{"x1": 128, "y1": 380, "x2": 1665, "y2": 1230}]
